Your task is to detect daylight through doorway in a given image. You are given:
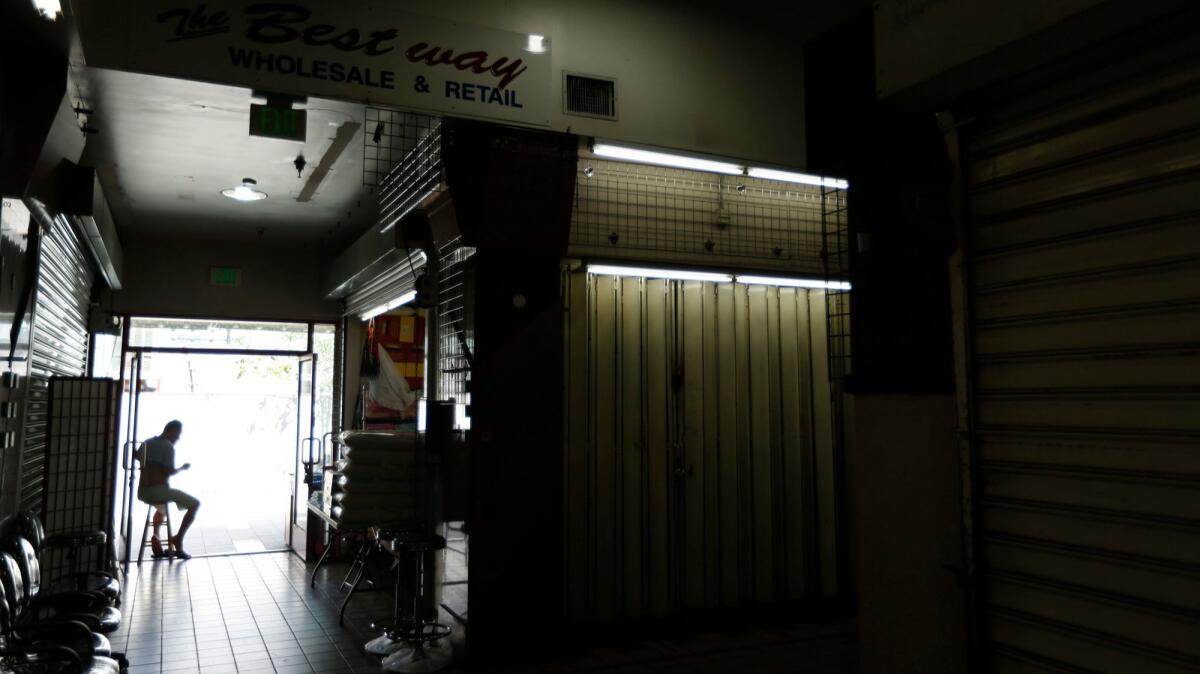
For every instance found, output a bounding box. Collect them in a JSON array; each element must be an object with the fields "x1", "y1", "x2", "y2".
[{"x1": 131, "y1": 352, "x2": 298, "y2": 555}]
